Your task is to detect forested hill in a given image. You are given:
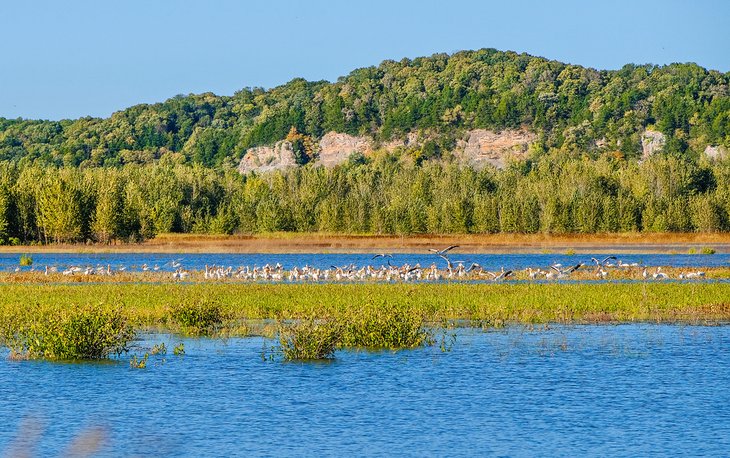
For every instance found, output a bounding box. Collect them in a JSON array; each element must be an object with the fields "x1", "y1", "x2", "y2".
[{"x1": 1, "y1": 48, "x2": 729, "y2": 168}]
